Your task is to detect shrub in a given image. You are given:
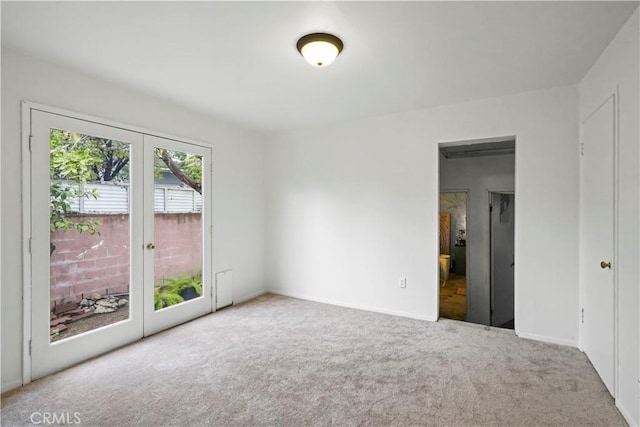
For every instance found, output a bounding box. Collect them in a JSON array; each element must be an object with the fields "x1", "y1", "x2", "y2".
[{"x1": 154, "y1": 271, "x2": 202, "y2": 310}]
